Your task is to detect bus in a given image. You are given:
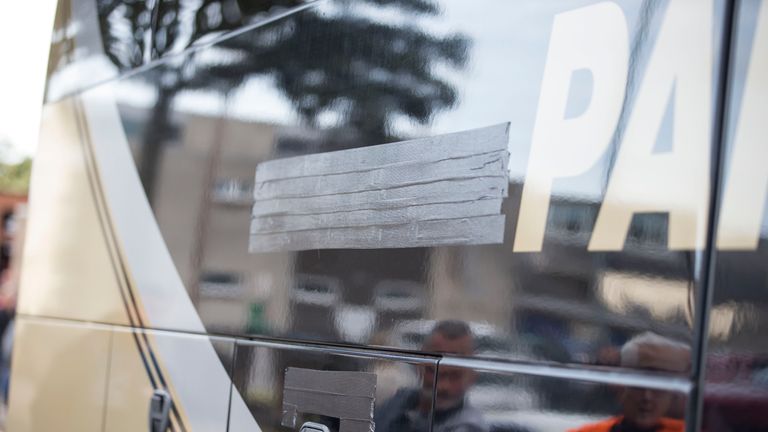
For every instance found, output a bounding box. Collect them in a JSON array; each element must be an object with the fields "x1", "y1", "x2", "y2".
[{"x1": 6, "y1": 0, "x2": 768, "y2": 431}]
